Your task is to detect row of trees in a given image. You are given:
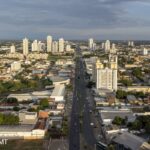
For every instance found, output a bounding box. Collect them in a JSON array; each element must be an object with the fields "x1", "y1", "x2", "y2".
[
  {"x1": 116, "y1": 90, "x2": 146, "y2": 99},
  {"x1": 127, "y1": 116, "x2": 150, "y2": 133},
  {"x1": 0, "y1": 80, "x2": 38, "y2": 93},
  {"x1": 0, "y1": 113, "x2": 19, "y2": 125},
  {"x1": 112, "y1": 115, "x2": 150, "y2": 133},
  {"x1": 2, "y1": 98, "x2": 18, "y2": 105},
  {"x1": 0, "y1": 77, "x2": 53, "y2": 93}
]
